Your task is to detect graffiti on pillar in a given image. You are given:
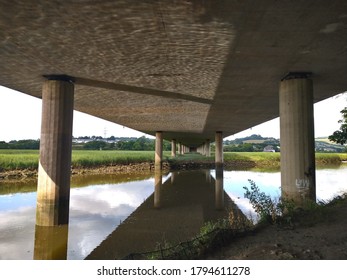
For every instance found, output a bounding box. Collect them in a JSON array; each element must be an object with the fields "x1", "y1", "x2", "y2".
[
  {"x1": 296, "y1": 178, "x2": 310, "y2": 188},
  {"x1": 296, "y1": 178, "x2": 310, "y2": 198}
]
